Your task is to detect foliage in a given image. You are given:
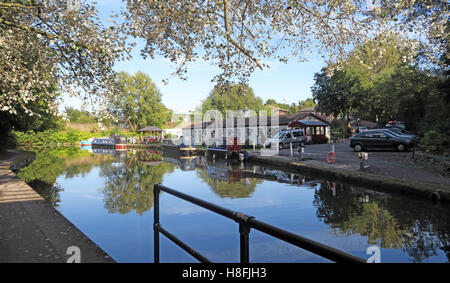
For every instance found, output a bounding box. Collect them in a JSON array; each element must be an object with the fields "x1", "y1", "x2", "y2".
[
  {"x1": 421, "y1": 130, "x2": 449, "y2": 153},
  {"x1": 11, "y1": 127, "x2": 141, "y2": 147},
  {"x1": 313, "y1": 181, "x2": 450, "y2": 261},
  {"x1": 196, "y1": 166, "x2": 262, "y2": 199},
  {"x1": 312, "y1": 69, "x2": 362, "y2": 121},
  {"x1": 201, "y1": 83, "x2": 264, "y2": 117},
  {"x1": 265, "y1": 97, "x2": 317, "y2": 114},
  {"x1": 122, "y1": 0, "x2": 448, "y2": 83},
  {"x1": 65, "y1": 107, "x2": 96, "y2": 124},
  {"x1": 312, "y1": 34, "x2": 450, "y2": 151},
  {"x1": 17, "y1": 147, "x2": 104, "y2": 206},
  {"x1": 99, "y1": 153, "x2": 176, "y2": 215},
  {"x1": 164, "y1": 133, "x2": 178, "y2": 139},
  {"x1": 299, "y1": 98, "x2": 317, "y2": 110},
  {"x1": 0, "y1": 0, "x2": 131, "y2": 116},
  {"x1": 12, "y1": 129, "x2": 89, "y2": 146},
  {"x1": 106, "y1": 71, "x2": 172, "y2": 131}
]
